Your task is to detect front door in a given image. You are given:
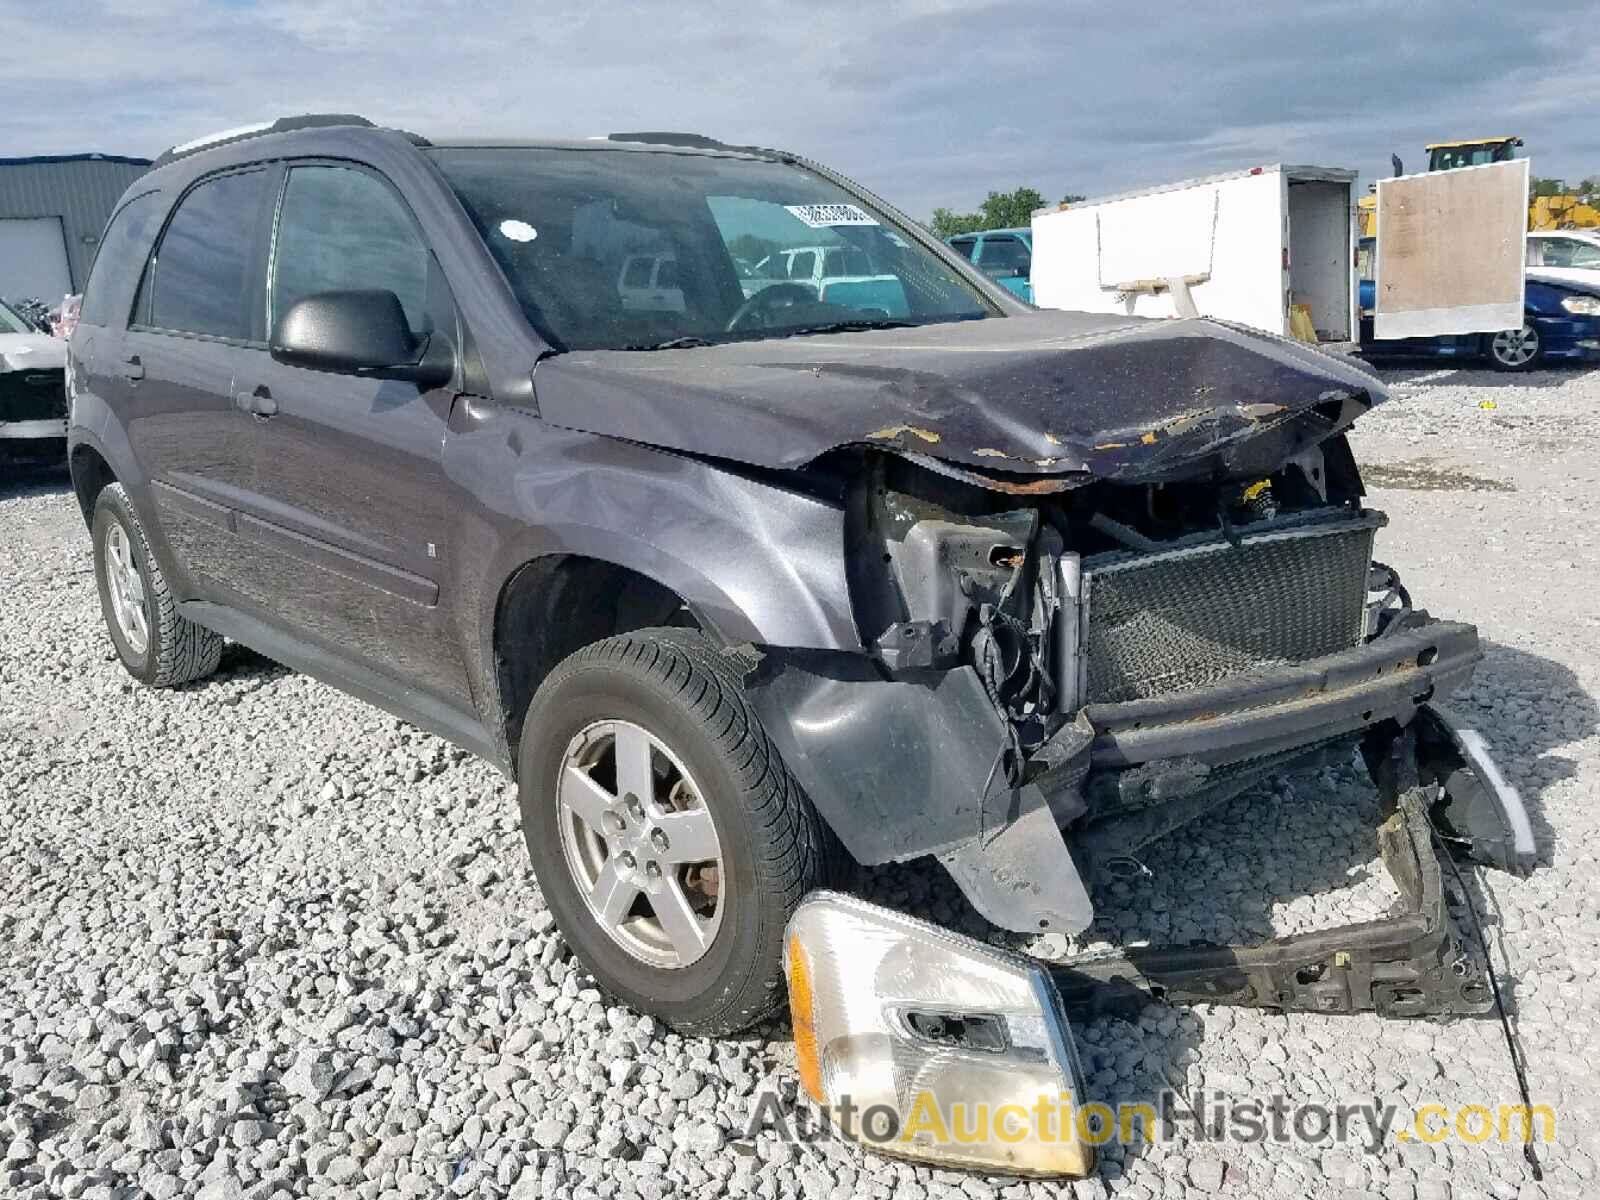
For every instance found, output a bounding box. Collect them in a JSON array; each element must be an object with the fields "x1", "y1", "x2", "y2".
[{"x1": 233, "y1": 161, "x2": 471, "y2": 706}]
